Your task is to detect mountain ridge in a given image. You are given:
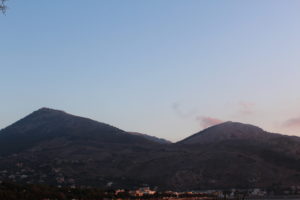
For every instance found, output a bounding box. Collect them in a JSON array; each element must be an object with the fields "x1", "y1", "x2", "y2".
[{"x1": 1, "y1": 108, "x2": 300, "y2": 190}]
